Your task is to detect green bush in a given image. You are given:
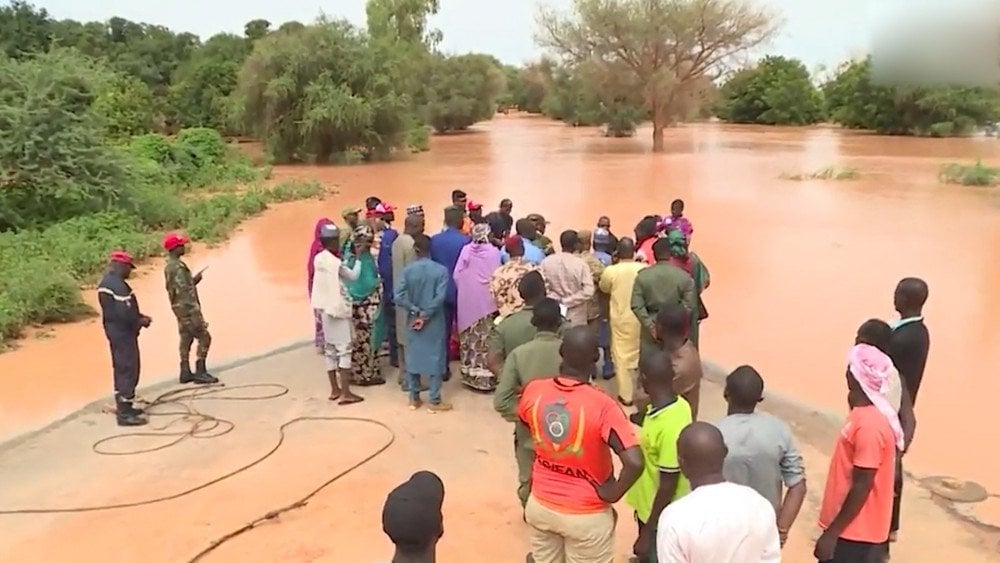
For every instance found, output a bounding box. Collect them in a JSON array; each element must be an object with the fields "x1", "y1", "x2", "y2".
[
  {"x1": 268, "y1": 179, "x2": 326, "y2": 202},
  {"x1": 407, "y1": 124, "x2": 431, "y2": 152},
  {"x1": 939, "y1": 161, "x2": 999, "y2": 186}
]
